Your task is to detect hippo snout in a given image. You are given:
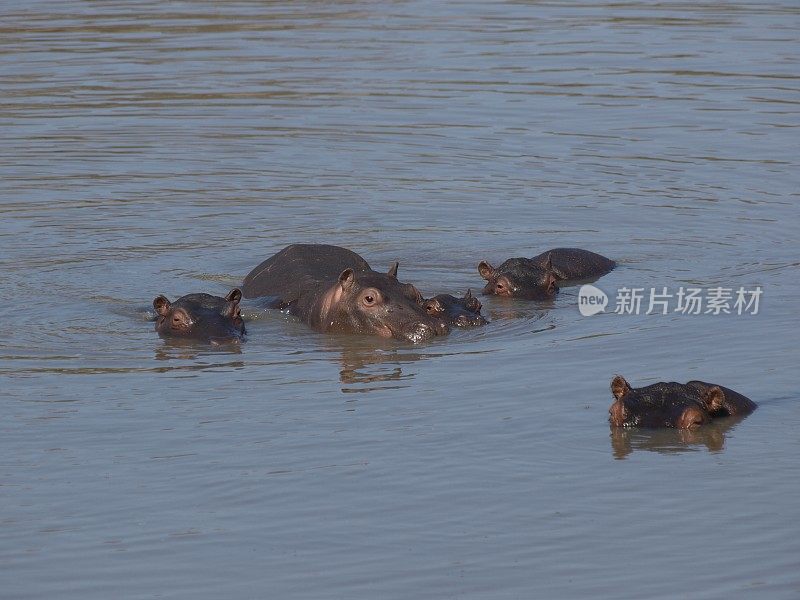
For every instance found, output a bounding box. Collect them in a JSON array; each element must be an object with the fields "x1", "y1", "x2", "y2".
[
  {"x1": 403, "y1": 319, "x2": 449, "y2": 343},
  {"x1": 209, "y1": 335, "x2": 243, "y2": 346},
  {"x1": 407, "y1": 323, "x2": 435, "y2": 343},
  {"x1": 434, "y1": 318, "x2": 450, "y2": 336},
  {"x1": 454, "y1": 313, "x2": 487, "y2": 328}
]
